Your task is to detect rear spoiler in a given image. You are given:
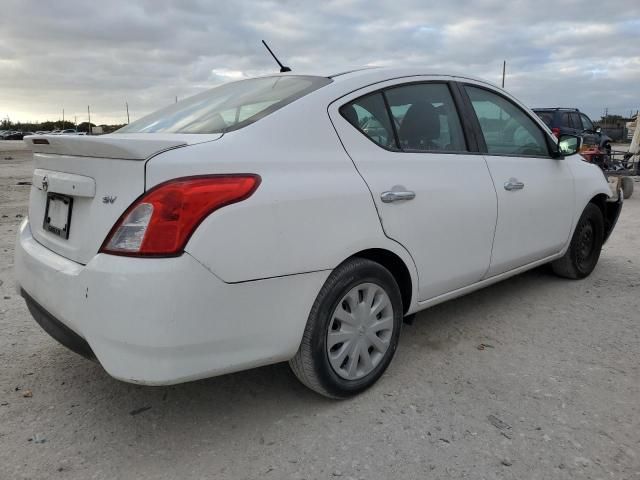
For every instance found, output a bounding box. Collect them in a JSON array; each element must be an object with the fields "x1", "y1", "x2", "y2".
[{"x1": 25, "y1": 134, "x2": 189, "y2": 161}]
